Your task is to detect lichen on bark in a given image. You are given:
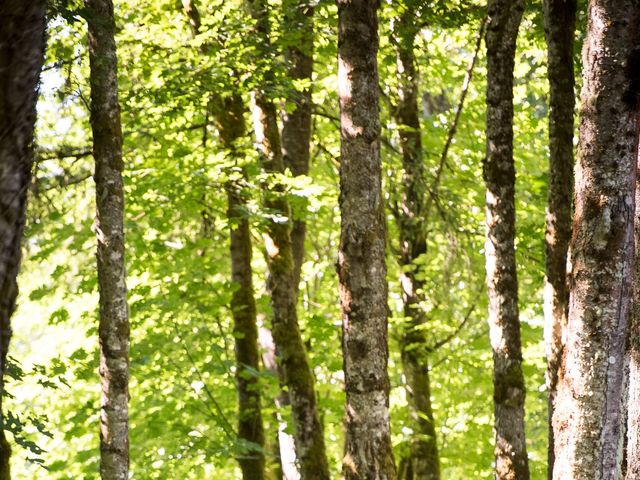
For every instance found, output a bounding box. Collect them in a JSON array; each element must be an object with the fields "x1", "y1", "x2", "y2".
[
  {"x1": 337, "y1": 1, "x2": 396, "y2": 479},
  {"x1": 86, "y1": 0, "x2": 130, "y2": 478},
  {"x1": 246, "y1": 1, "x2": 330, "y2": 477},
  {"x1": 484, "y1": 0, "x2": 529, "y2": 478},
  {"x1": 552, "y1": 1, "x2": 640, "y2": 478}
]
